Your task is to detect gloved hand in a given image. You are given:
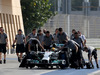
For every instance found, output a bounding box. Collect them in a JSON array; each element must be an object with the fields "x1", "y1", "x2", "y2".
[{"x1": 12, "y1": 44, "x2": 15, "y2": 48}]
